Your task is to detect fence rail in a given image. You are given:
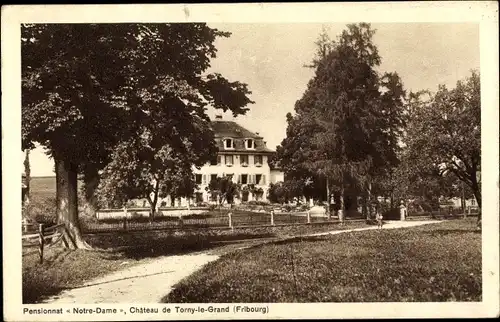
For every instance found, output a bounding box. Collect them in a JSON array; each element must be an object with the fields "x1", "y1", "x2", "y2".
[
  {"x1": 22, "y1": 223, "x2": 65, "y2": 263},
  {"x1": 23, "y1": 206, "x2": 480, "y2": 241}
]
